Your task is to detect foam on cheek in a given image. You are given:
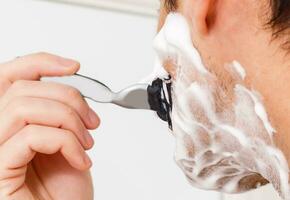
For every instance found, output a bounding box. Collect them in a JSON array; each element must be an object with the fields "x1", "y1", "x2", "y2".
[
  {"x1": 232, "y1": 61, "x2": 246, "y2": 80},
  {"x1": 154, "y1": 13, "x2": 290, "y2": 199}
]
